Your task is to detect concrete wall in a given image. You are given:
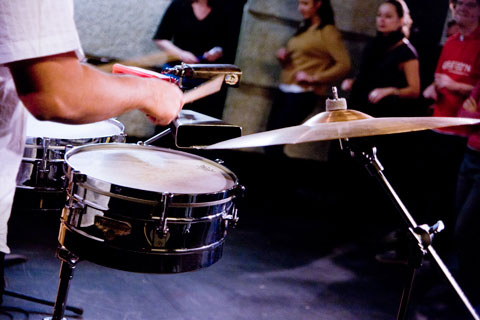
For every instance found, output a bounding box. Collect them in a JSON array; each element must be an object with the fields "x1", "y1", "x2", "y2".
[{"x1": 74, "y1": 0, "x2": 170, "y2": 60}]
